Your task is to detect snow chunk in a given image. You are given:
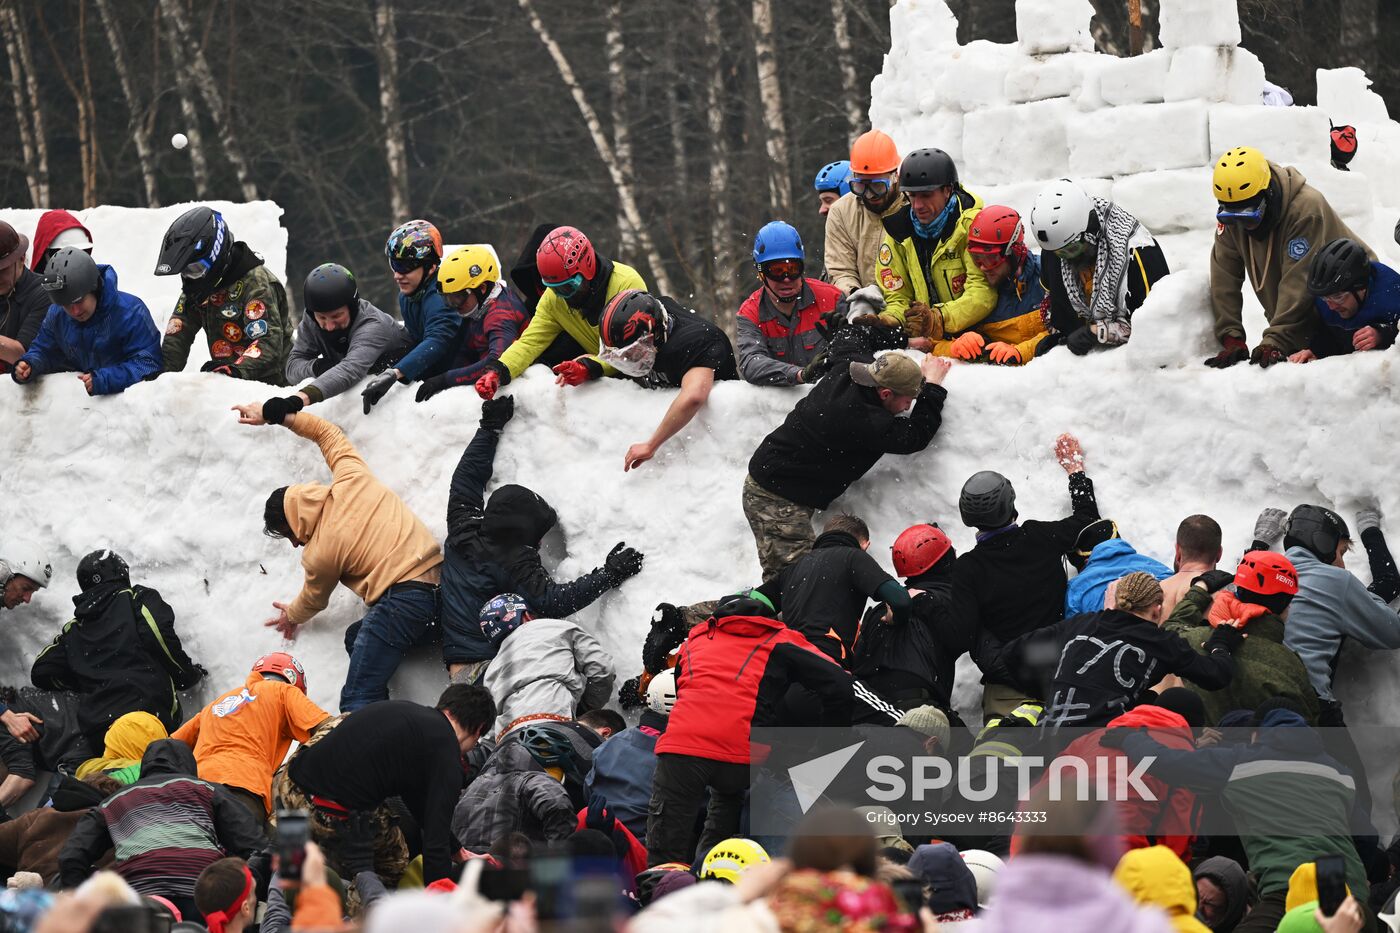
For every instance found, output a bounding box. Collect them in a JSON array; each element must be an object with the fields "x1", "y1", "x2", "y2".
[
  {"x1": 1158, "y1": 0, "x2": 1241, "y2": 49},
  {"x1": 1111, "y1": 167, "x2": 1214, "y2": 236},
  {"x1": 963, "y1": 99, "x2": 1075, "y2": 185},
  {"x1": 1004, "y1": 55, "x2": 1085, "y2": 104},
  {"x1": 1067, "y1": 102, "x2": 1210, "y2": 177},
  {"x1": 1316, "y1": 67, "x2": 1390, "y2": 125},
  {"x1": 1098, "y1": 49, "x2": 1172, "y2": 107},
  {"x1": 887, "y1": 112, "x2": 965, "y2": 167},
  {"x1": 1207, "y1": 104, "x2": 1330, "y2": 167},
  {"x1": 932, "y1": 41, "x2": 1023, "y2": 113},
  {"x1": 1015, "y1": 0, "x2": 1094, "y2": 56},
  {"x1": 1166, "y1": 47, "x2": 1265, "y2": 105}
]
